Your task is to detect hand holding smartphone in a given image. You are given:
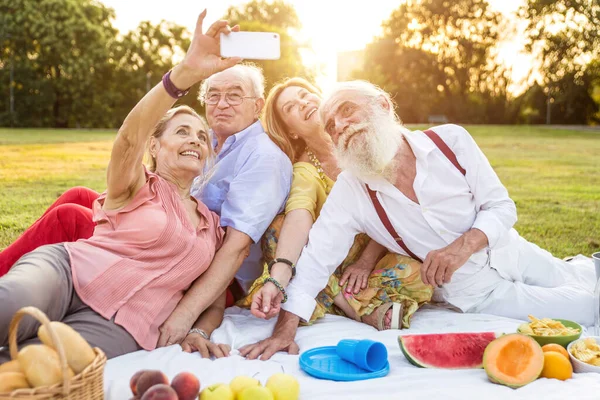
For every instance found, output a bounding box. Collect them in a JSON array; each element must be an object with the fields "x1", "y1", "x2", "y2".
[{"x1": 220, "y1": 31, "x2": 281, "y2": 60}]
